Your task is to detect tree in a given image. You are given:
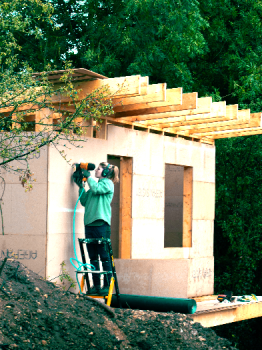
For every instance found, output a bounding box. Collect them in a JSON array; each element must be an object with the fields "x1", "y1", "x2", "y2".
[
  {"x1": 3, "y1": 0, "x2": 208, "y2": 91},
  {"x1": 0, "y1": 0, "x2": 54, "y2": 68},
  {"x1": 0, "y1": 64, "x2": 113, "y2": 190},
  {"x1": 214, "y1": 136, "x2": 262, "y2": 295},
  {"x1": 195, "y1": 0, "x2": 262, "y2": 106},
  {"x1": 47, "y1": 0, "x2": 208, "y2": 91}
]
